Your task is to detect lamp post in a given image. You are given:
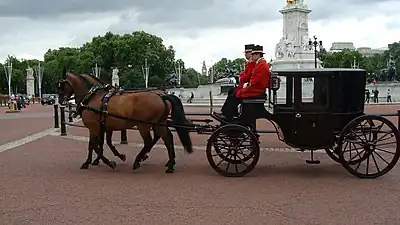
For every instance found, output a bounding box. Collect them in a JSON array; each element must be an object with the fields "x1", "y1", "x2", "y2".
[
  {"x1": 3, "y1": 56, "x2": 12, "y2": 96},
  {"x1": 92, "y1": 63, "x2": 101, "y2": 78},
  {"x1": 34, "y1": 62, "x2": 44, "y2": 98},
  {"x1": 309, "y1": 35, "x2": 323, "y2": 68}
]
